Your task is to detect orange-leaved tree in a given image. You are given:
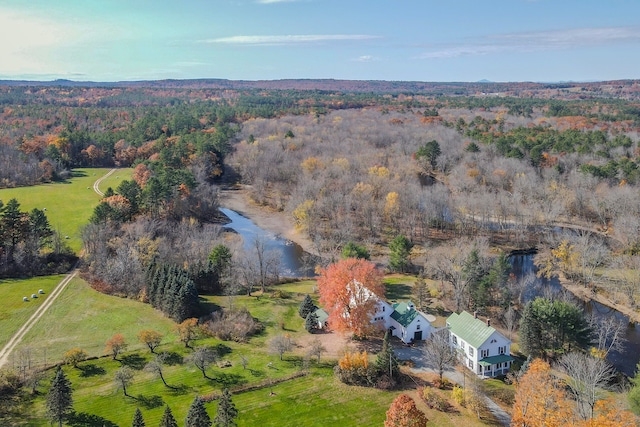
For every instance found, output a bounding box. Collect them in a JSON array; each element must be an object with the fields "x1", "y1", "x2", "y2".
[
  {"x1": 105, "y1": 334, "x2": 128, "y2": 361},
  {"x1": 317, "y1": 258, "x2": 384, "y2": 337},
  {"x1": 385, "y1": 394, "x2": 428, "y2": 427},
  {"x1": 512, "y1": 358, "x2": 574, "y2": 427},
  {"x1": 138, "y1": 329, "x2": 163, "y2": 354}
]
